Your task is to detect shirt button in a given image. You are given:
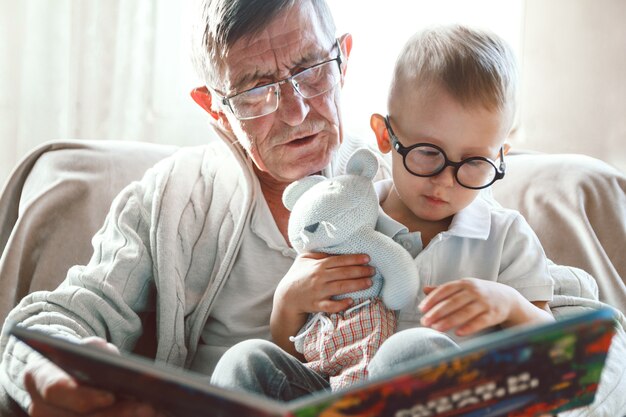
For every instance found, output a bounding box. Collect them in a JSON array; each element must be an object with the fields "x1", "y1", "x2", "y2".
[{"x1": 402, "y1": 241, "x2": 412, "y2": 249}]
